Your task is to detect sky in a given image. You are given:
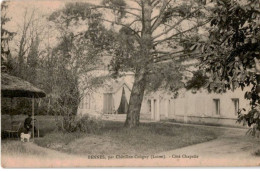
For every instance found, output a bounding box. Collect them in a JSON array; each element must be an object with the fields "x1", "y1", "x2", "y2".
[
  {"x1": 3, "y1": 0, "x2": 196, "y2": 37},
  {"x1": 3, "y1": 0, "x2": 107, "y2": 33},
  {"x1": 2, "y1": 0, "x2": 208, "y2": 58},
  {"x1": 2, "y1": 0, "x2": 105, "y2": 56},
  {"x1": 4, "y1": 0, "x2": 64, "y2": 32}
]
